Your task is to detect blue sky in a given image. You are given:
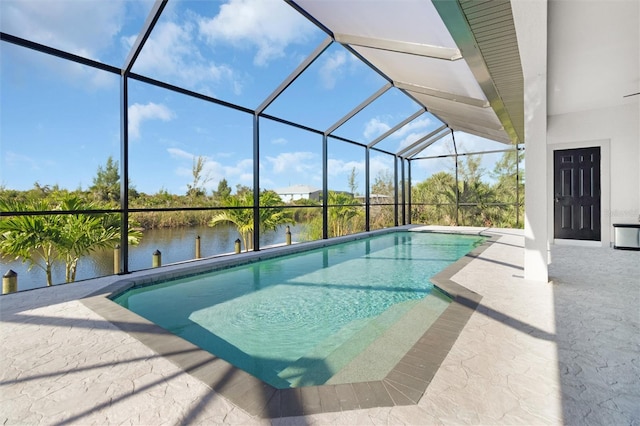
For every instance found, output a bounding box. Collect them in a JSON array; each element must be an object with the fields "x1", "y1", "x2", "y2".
[{"x1": 0, "y1": 0, "x2": 508, "y2": 196}]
